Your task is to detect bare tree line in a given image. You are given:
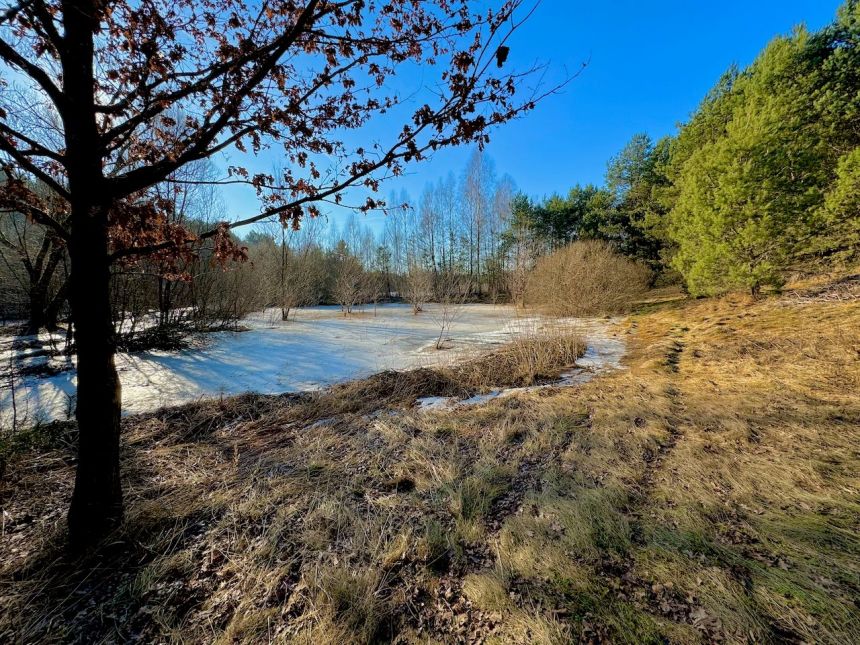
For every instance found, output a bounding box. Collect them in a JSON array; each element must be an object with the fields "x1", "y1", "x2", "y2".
[
  {"x1": 244, "y1": 148, "x2": 528, "y2": 317},
  {"x1": 1, "y1": 148, "x2": 540, "y2": 347}
]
